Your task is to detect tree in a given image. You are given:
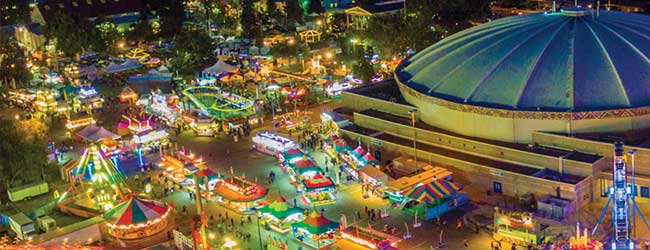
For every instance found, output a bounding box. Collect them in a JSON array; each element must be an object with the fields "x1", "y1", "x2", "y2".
[
  {"x1": 241, "y1": 0, "x2": 261, "y2": 39},
  {"x1": 43, "y1": 12, "x2": 96, "y2": 57},
  {"x1": 353, "y1": 57, "x2": 374, "y2": 84},
  {"x1": 0, "y1": 117, "x2": 49, "y2": 199},
  {"x1": 144, "y1": 0, "x2": 185, "y2": 38},
  {"x1": 307, "y1": 0, "x2": 324, "y2": 14},
  {"x1": 169, "y1": 29, "x2": 214, "y2": 75},
  {"x1": 286, "y1": 0, "x2": 303, "y2": 28},
  {"x1": 126, "y1": 15, "x2": 155, "y2": 45},
  {"x1": 93, "y1": 16, "x2": 121, "y2": 55},
  {"x1": 0, "y1": 30, "x2": 31, "y2": 84},
  {"x1": 0, "y1": 0, "x2": 31, "y2": 26}
]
